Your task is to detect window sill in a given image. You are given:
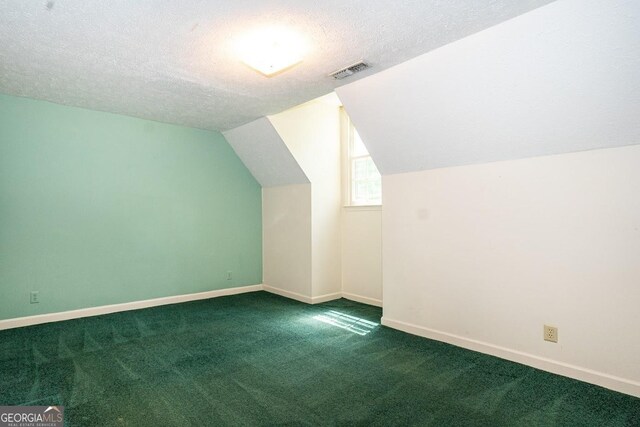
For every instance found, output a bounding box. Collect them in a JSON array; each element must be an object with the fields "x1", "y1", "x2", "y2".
[{"x1": 343, "y1": 204, "x2": 382, "y2": 212}]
